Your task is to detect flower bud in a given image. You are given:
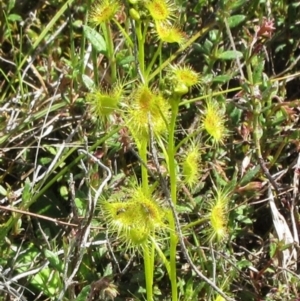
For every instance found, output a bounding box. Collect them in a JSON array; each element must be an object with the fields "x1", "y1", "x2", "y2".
[
  {"x1": 129, "y1": 8, "x2": 140, "y2": 20},
  {"x1": 174, "y1": 83, "x2": 188, "y2": 96}
]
